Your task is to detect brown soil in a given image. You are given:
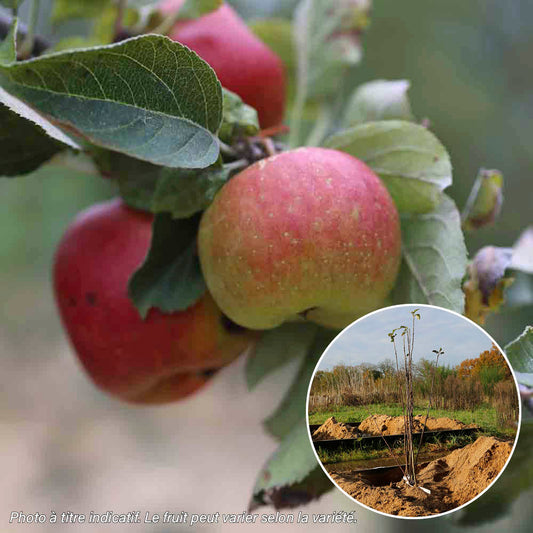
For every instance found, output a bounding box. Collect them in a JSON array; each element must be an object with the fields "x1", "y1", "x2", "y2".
[
  {"x1": 312, "y1": 417, "x2": 360, "y2": 440},
  {"x1": 358, "y1": 414, "x2": 479, "y2": 436},
  {"x1": 329, "y1": 436, "x2": 512, "y2": 517}
]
